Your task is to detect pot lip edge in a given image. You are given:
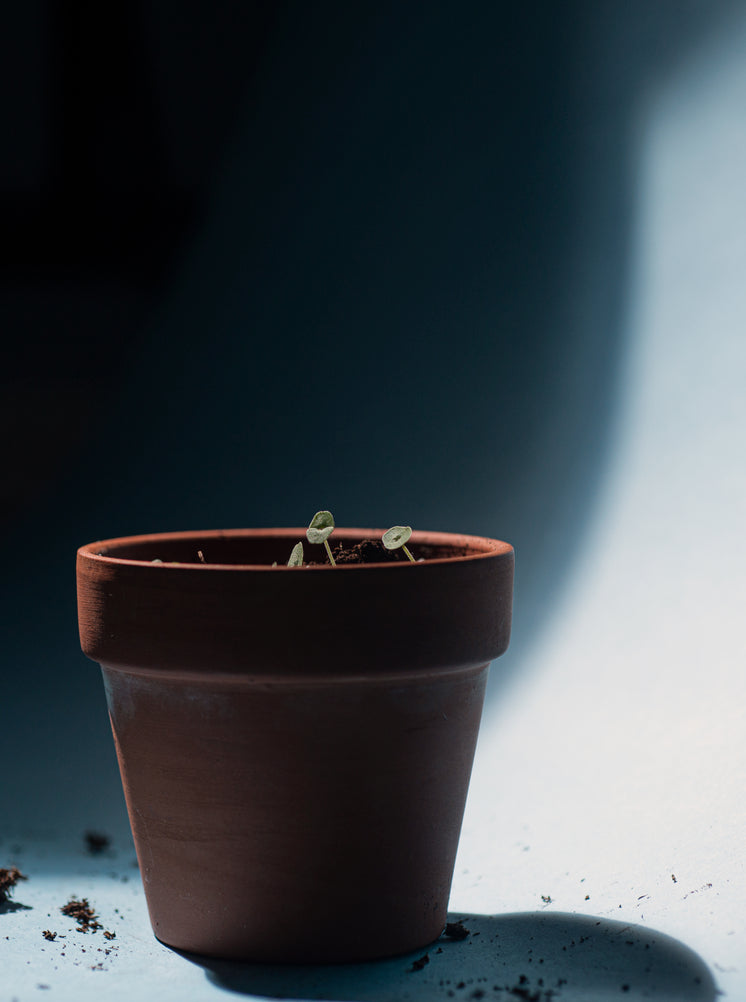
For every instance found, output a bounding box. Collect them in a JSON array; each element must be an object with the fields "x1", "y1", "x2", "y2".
[{"x1": 77, "y1": 527, "x2": 514, "y2": 570}]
